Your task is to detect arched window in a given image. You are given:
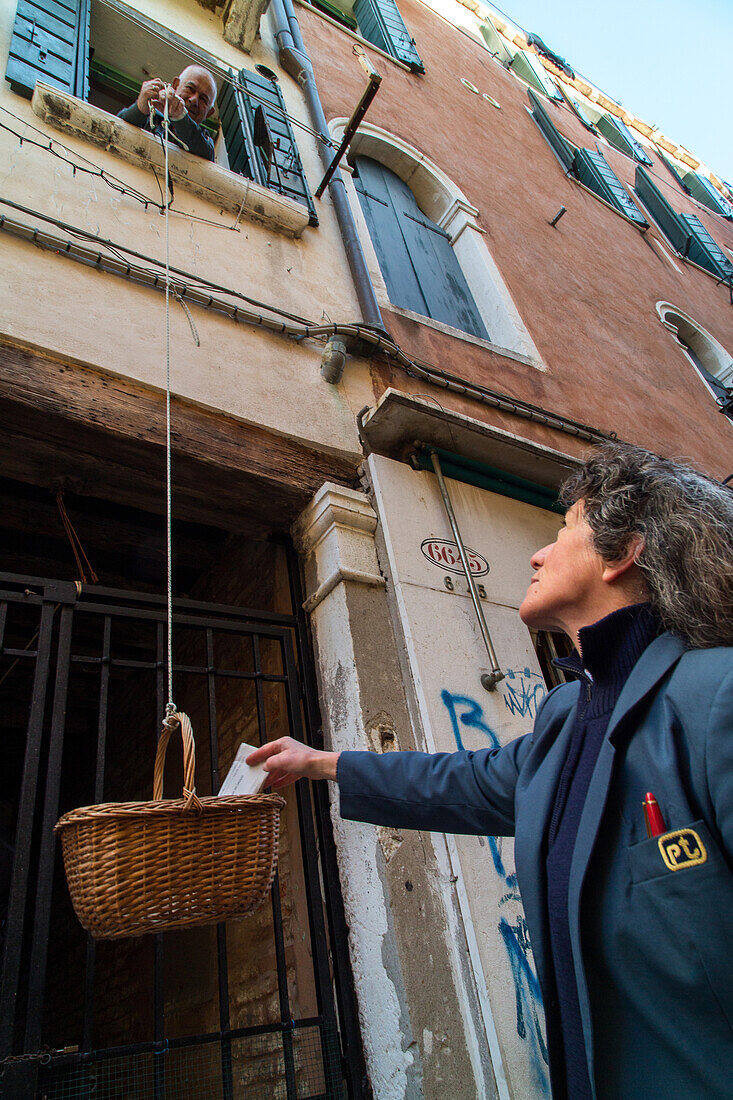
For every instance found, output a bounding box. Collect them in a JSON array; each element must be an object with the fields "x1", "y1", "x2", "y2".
[
  {"x1": 330, "y1": 120, "x2": 544, "y2": 366},
  {"x1": 354, "y1": 156, "x2": 488, "y2": 339},
  {"x1": 657, "y1": 303, "x2": 733, "y2": 420}
]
